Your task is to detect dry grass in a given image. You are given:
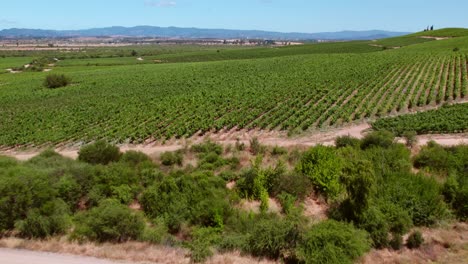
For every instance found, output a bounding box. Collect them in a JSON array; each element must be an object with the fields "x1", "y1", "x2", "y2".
[
  {"x1": 238, "y1": 198, "x2": 282, "y2": 214},
  {"x1": 0, "y1": 237, "x2": 278, "y2": 264},
  {"x1": 207, "y1": 251, "x2": 277, "y2": 264},
  {"x1": 0, "y1": 237, "x2": 189, "y2": 264},
  {"x1": 360, "y1": 223, "x2": 468, "y2": 264}
]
